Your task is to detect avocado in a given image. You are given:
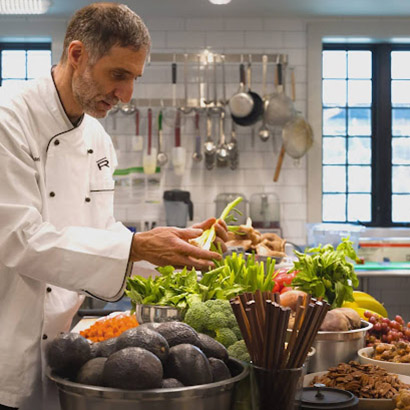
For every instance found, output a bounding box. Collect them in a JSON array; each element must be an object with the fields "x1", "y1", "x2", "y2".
[
  {"x1": 165, "y1": 343, "x2": 212, "y2": 386},
  {"x1": 91, "y1": 337, "x2": 117, "y2": 358},
  {"x1": 195, "y1": 333, "x2": 229, "y2": 362},
  {"x1": 161, "y1": 378, "x2": 185, "y2": 388},
  {"x1": 46, "y1": 332, "x2": 92, "y2": 378},
  {"x1": 76, "y1": 357, "x2": 107, "y2": 386},
  {"x1": 103, "y1": 347, "x2": 163, "y2": 389},
  {"x1": 208, "y1": 357, "x2": 231, "y2": 382},
  {"x1": 115, "y1": 326, "x2": 169, "y2": 363},
  {"x1": 138, "y1": 322, "x2": 162, "y2": 331},
  {"x1": 156, "y1": 322, "x2": 200, "y2": 347}
]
